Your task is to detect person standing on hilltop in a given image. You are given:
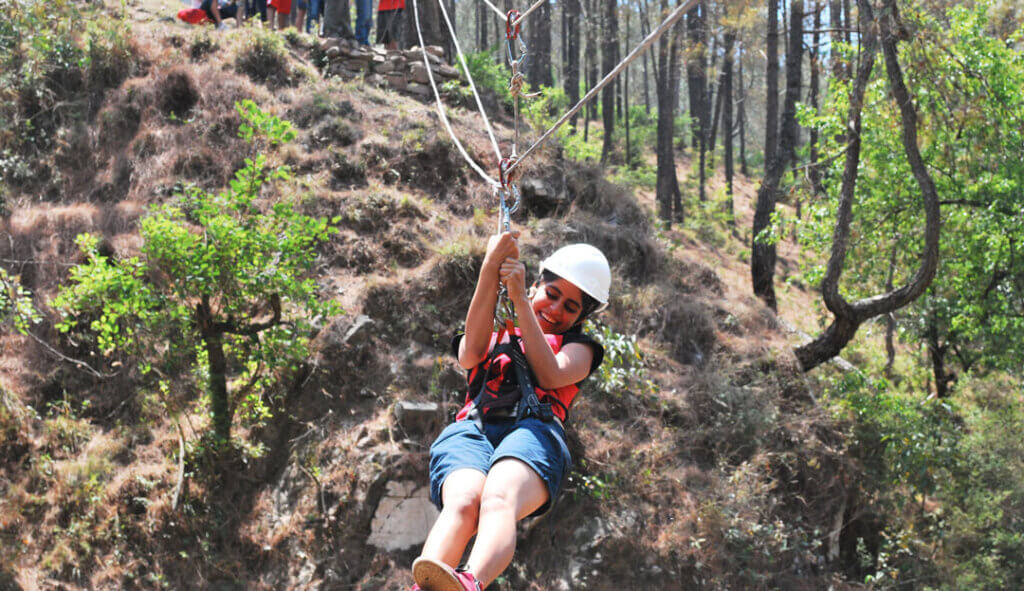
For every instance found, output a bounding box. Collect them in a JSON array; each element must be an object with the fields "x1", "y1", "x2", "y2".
[
  {"x1": 375, "y1": 0, "x2": 404, "y2": 50},
  {"x1": 409, "y1": 232, "x2": 610, "y2": 591},
  {"x1": 267, "y1": 0, "x2": 290, "y2": 30}
]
